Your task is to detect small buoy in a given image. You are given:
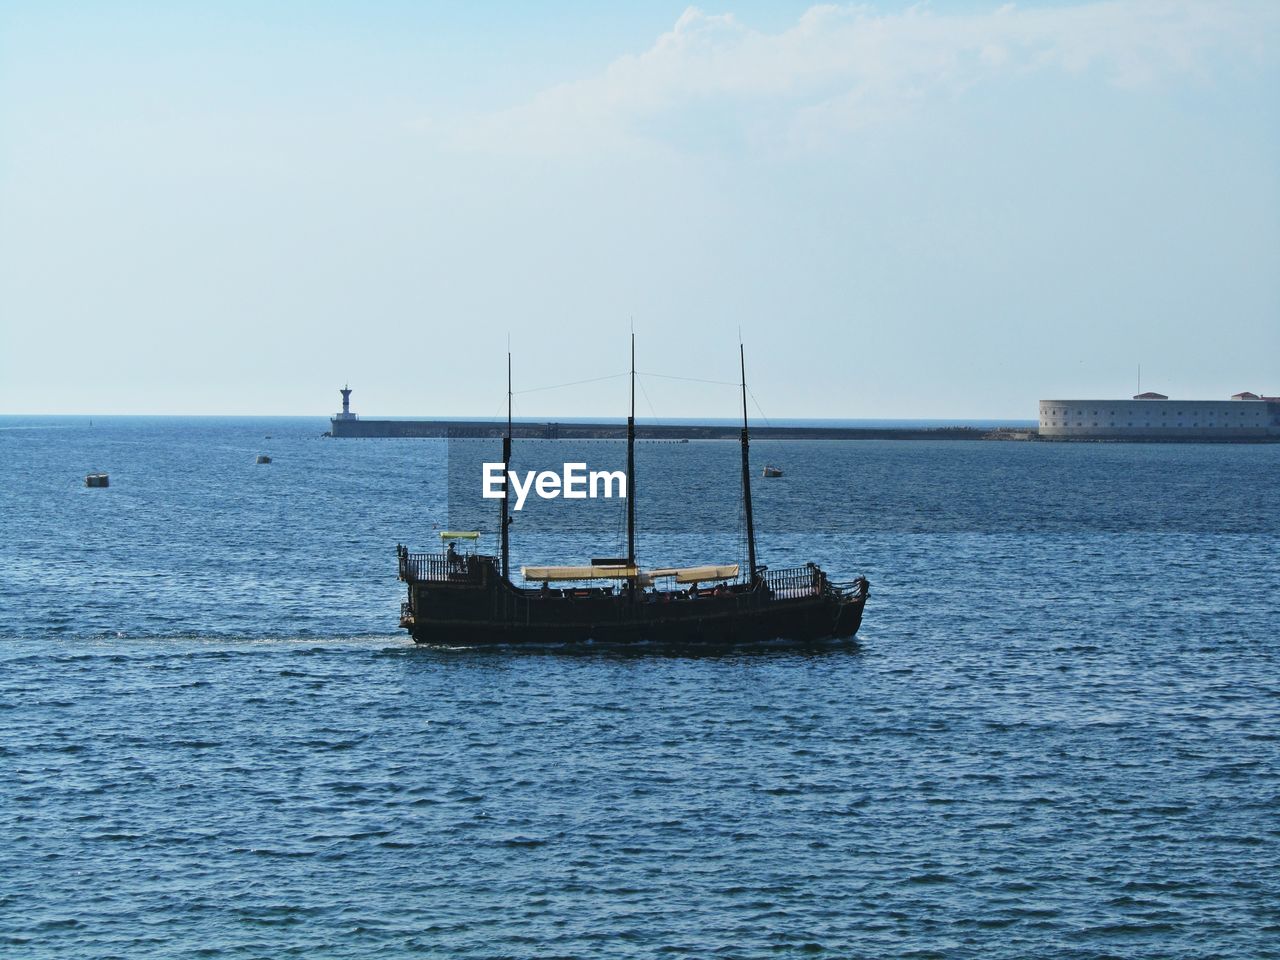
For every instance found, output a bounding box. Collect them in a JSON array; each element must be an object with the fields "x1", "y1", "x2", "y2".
[
  {"x1": 86, "y1": 473, "x2": 109, "y2": 488},
  {"x1": 256, "y1": 455, "x2": 272, "y2": 464}
]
